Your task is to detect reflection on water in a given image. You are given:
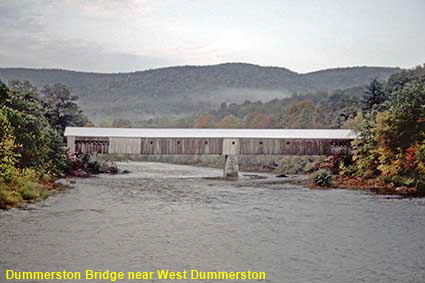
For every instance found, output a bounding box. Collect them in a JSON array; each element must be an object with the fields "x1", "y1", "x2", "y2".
[{"x1": 1, "y1": 162, "x2": 425, "y2": 283}]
